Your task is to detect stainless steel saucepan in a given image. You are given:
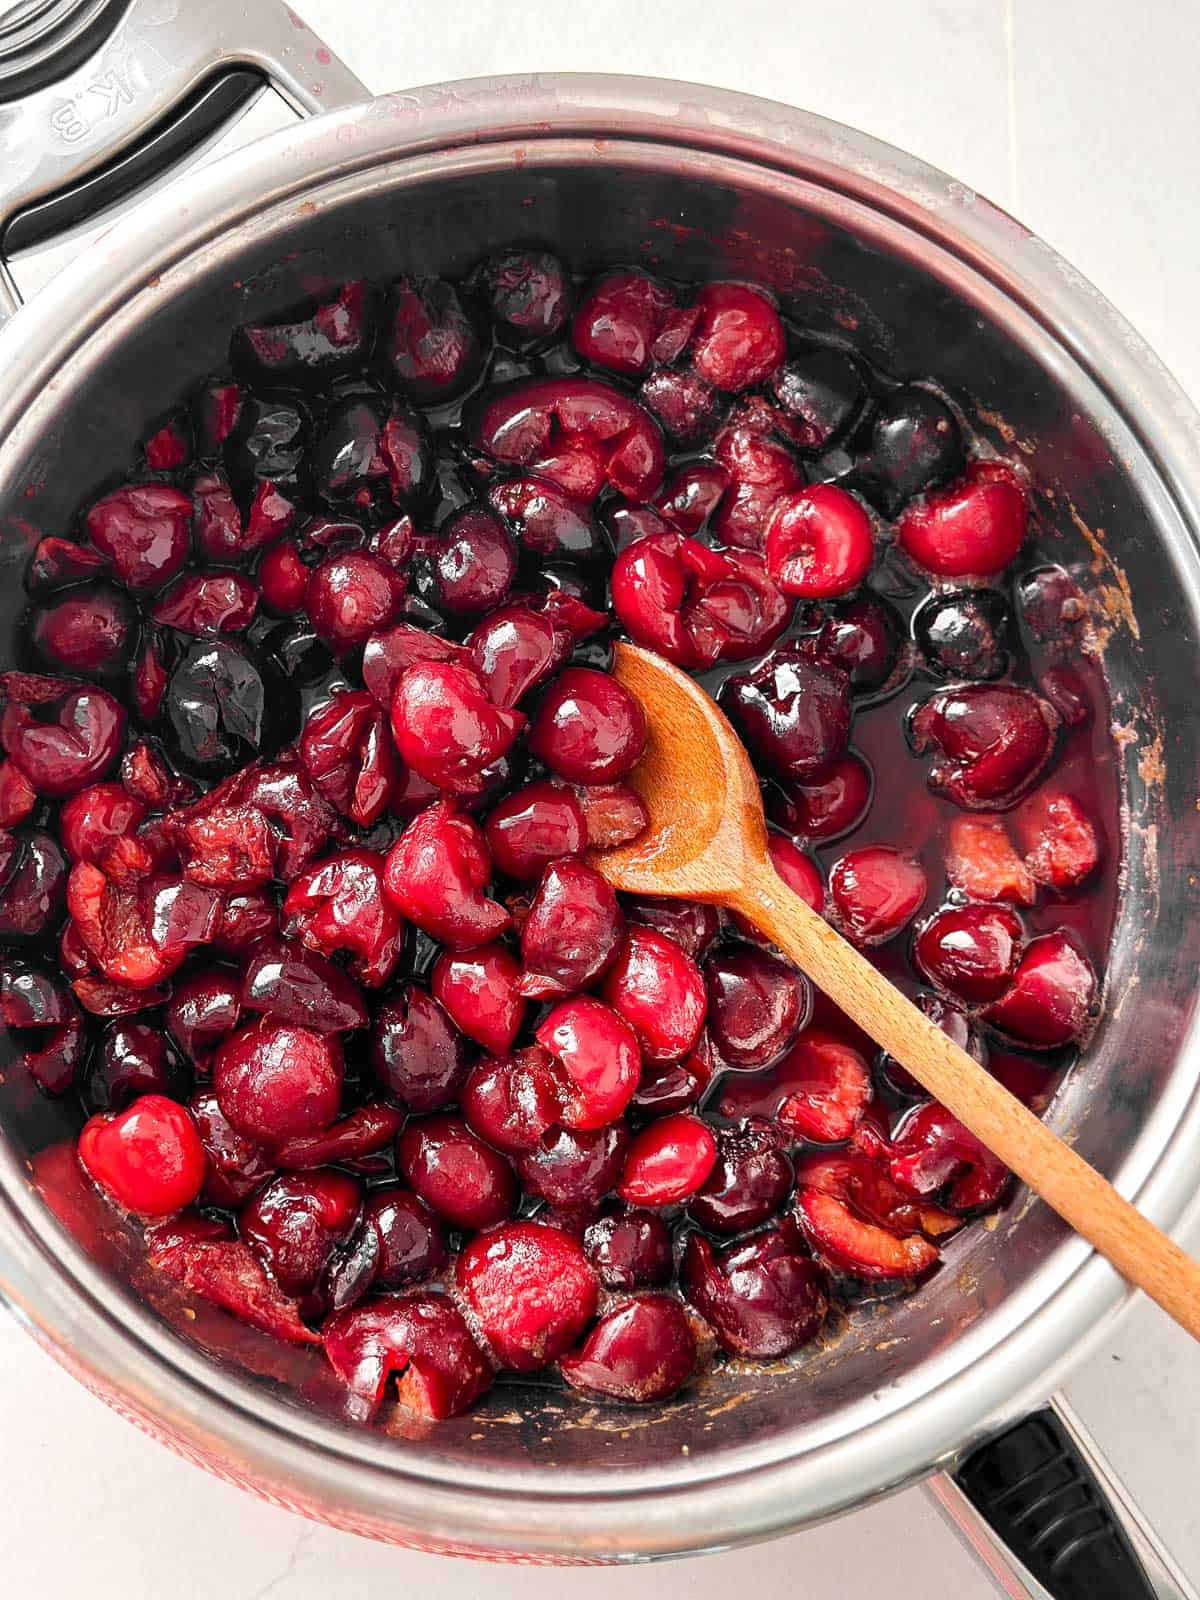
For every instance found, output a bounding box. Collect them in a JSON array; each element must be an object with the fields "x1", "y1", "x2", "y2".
[{"x1": 0, "y1": 3, "x2": 1197, "y2": 1592}]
